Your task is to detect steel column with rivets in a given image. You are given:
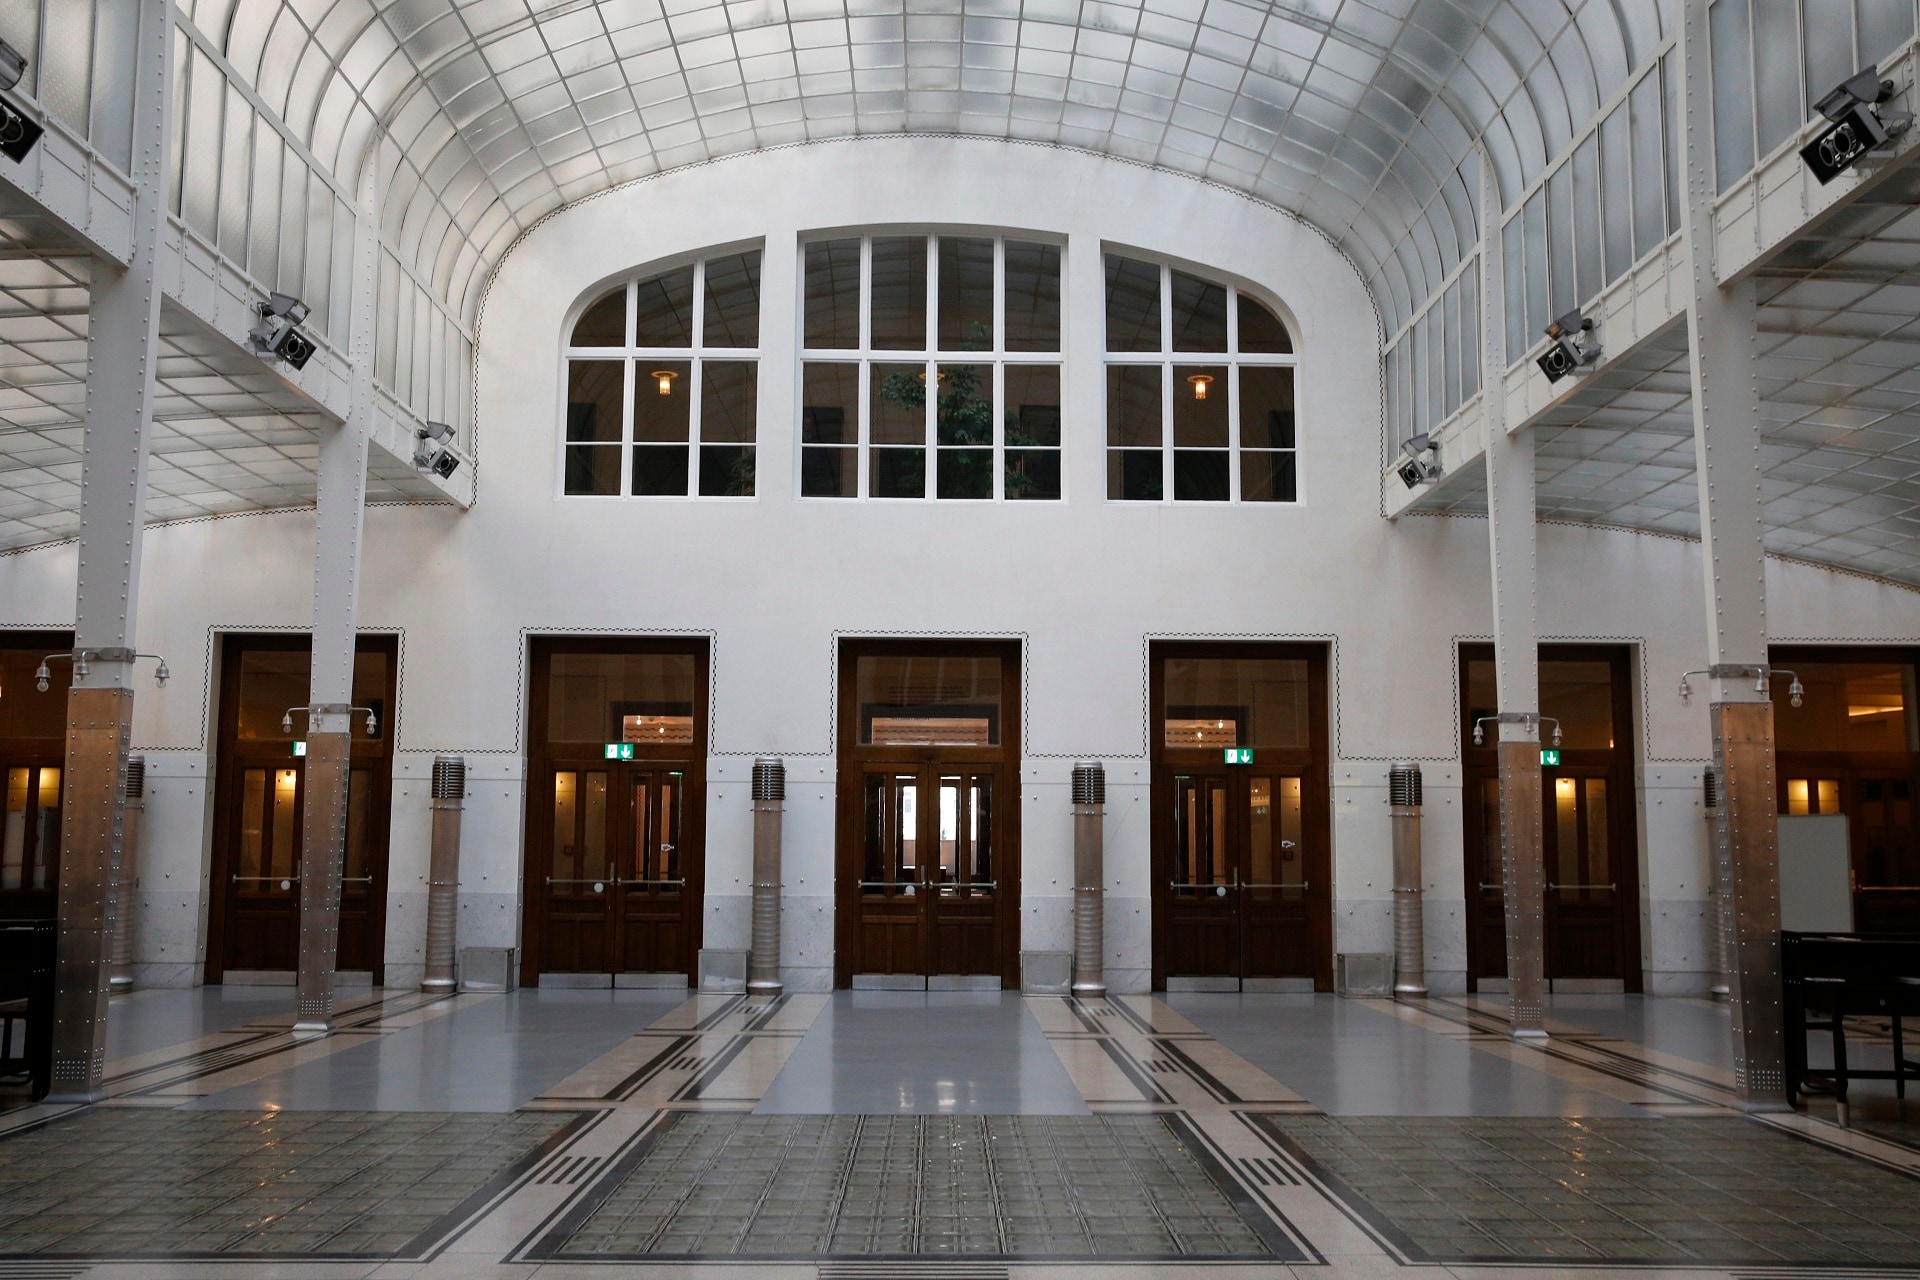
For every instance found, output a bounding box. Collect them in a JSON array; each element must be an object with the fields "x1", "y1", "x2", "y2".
[
  {"x1": 47, "y1": 0, "x2": 172, "y2": 1103},
  {"x1": 1071, "y1": 762, "x2": 1107, "y2": 998},
  {"x1": 294, "y1": 155, "x2": 379, "y2": 1034},
  {"x1": 748, "y1": 758, "x2": 785, "y2": 995},
  {"x1": 1479, "y1": 145, "x2": 1548, "y2": 1040},
  {"x1": 1389, "y1": 763, "x2": 1427, "y2": 997},
  {"x1": 109, "y1": 756, "x2": 145, "y2": 992},
  {"x1": 1678, "y1": 0, "x2": 1787, "y2": 1110},
  {"x1": 422, "y1": 757, "x2": 466, "y2": 993}
]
